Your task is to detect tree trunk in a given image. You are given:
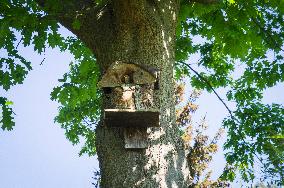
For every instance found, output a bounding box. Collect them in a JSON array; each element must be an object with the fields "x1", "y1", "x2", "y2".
[
  {"x1": 93, "y1": 1, "x2": 189, "y2": 187},
  {"x1": 38, "y1": 0, "x2": 190, "y2": 187}
]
